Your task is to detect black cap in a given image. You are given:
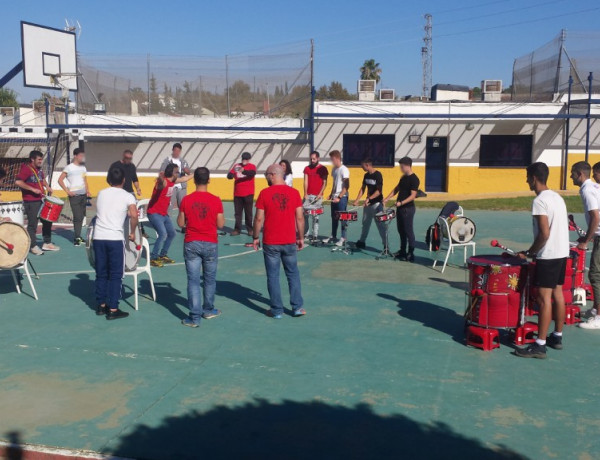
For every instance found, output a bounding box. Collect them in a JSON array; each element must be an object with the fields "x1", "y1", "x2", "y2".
[{"x1": 241, "y1": 152, "x2": 252, "y2": 160}]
